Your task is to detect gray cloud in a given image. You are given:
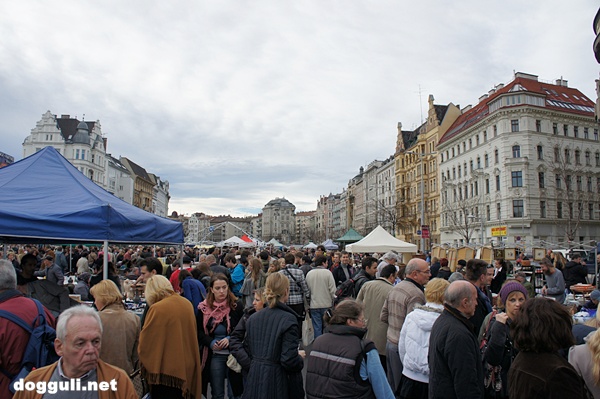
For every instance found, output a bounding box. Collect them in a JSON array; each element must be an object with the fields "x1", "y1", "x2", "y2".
[{"x1": 0, "y1": 1, "x2": 598, "y2": 216}]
